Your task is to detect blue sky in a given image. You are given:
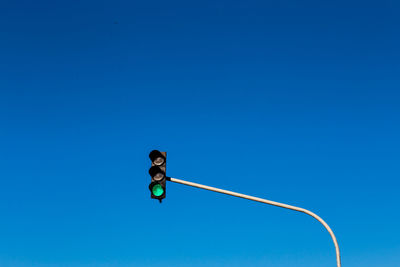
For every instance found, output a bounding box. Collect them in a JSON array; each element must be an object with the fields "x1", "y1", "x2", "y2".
[{"x1": 1, "y1": 1, "x2": 399, "y2": 266}]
